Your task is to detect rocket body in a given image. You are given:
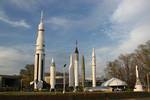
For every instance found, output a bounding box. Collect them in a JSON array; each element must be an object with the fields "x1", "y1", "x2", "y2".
[
  {"x1": 50, "y1": 58, "x2": 56, "y2": 90},
  {"x1": 136, "y1": 65, "x2": 139, "y2": 79},
  {"x1": 92, "y1": 48, "x2": 96, "y2": 87},
  {"x1": 74, "y1": 46, "x2": 79, "y2": 87},
  {"x1": 81, "y1": 55, "x2": 85, "y2": 88},
  {"x1": 69, "y1": 54, "x2": 74, "y2": 87},
  {"x1": 34, "y1": 12, "x2": 45, "y2": 90}
]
